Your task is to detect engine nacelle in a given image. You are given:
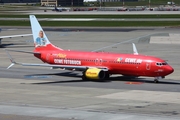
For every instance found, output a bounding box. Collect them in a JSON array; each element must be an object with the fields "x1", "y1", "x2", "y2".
[{"x1": 85, "y1": 68, "x2": 105, "y2": 80}]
